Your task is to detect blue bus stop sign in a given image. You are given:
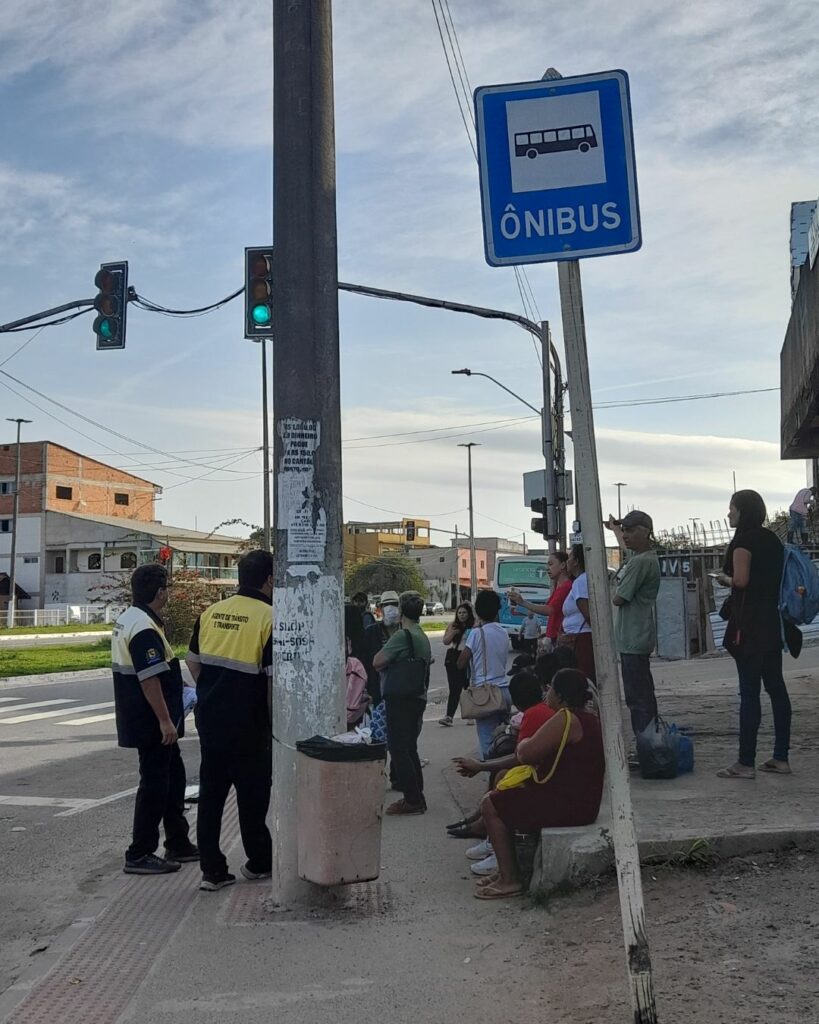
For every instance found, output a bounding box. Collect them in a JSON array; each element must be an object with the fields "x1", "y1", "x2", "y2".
[{"x1": 475, "y1": 70, "x2": 640, "y2": 266}]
